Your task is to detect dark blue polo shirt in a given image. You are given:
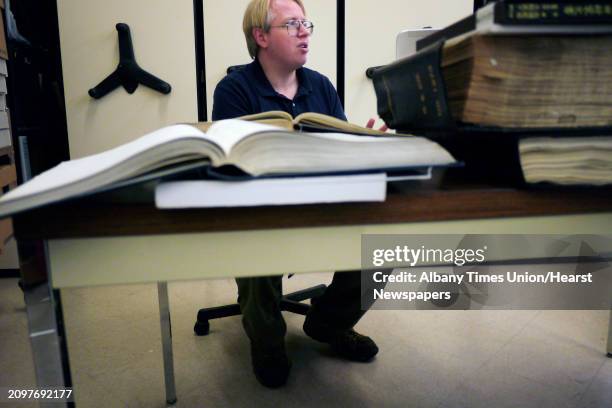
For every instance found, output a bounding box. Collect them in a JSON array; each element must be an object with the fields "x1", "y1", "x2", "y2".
[{"x1": 212, "y1": 59, "x2": 346, "y2": 122}]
